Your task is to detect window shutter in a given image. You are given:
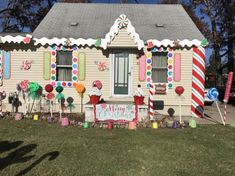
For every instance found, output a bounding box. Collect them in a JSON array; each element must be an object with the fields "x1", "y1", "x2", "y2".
[
  {"x1": 43, "y1": 52, "x2": 51, "y2": 80},
  {"x1": 174, "y1": 53, "x2": 181, "y2": 82},
  {"x1": 78, "y1": 52, "x2": 86, "y2": 81},
  {"x1": 139, "y1": 55, "x2": 146, "y2": 81},
  {"x1": 3, "y1": 51, "x2": 11, "y2": 79}
]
